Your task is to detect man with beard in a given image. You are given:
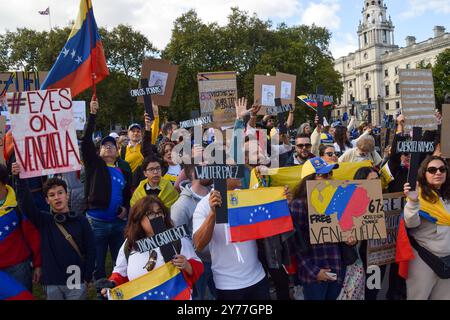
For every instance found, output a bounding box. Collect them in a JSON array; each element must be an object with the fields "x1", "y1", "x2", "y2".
[{"x1": 280, "y1": 133, "x2": 315, "y2": 167}]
